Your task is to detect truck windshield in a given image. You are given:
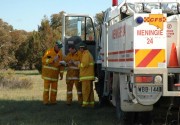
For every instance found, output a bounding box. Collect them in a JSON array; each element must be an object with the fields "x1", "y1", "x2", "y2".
[{"x1": 65, "y1": 16, "x2": 95, "y2": 41}]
